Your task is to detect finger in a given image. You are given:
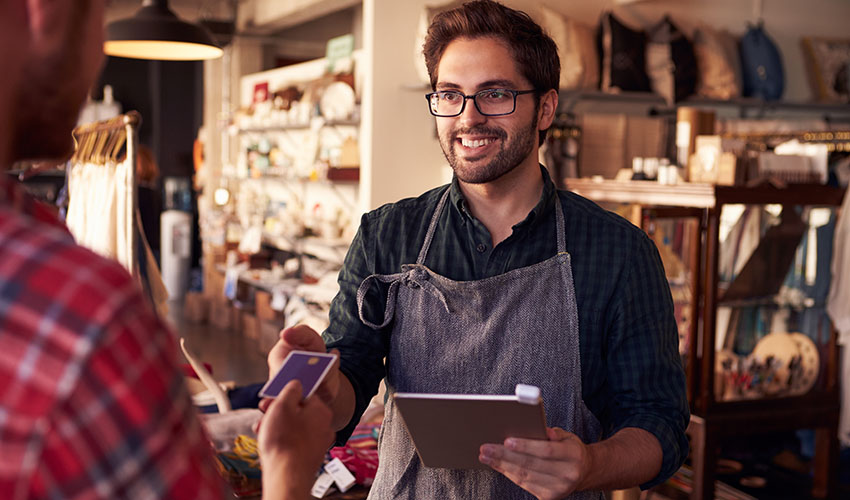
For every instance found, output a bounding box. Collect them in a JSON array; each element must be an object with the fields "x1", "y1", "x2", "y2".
[
  {"x1": 479, "y1": 448, "x2": 566, "y2": 499},
  {"x1": 258, "y1": 397, "x2": 272, "y2": 413},
  {"x1": 480, "y1": 444, "x2": 570, "y2": 478},
  {"x1": 278, "y1": 379, "x2": 304, "y2": 412},
  {"x1": 547, "y1": 427, "x2": 571, "y2": 441},
  {"x1": 502, "y1": 434, "x2": 582, "y2": 461},
  {"x1": 281, "y1": 325, "x2": 326, "y2": 351}
]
